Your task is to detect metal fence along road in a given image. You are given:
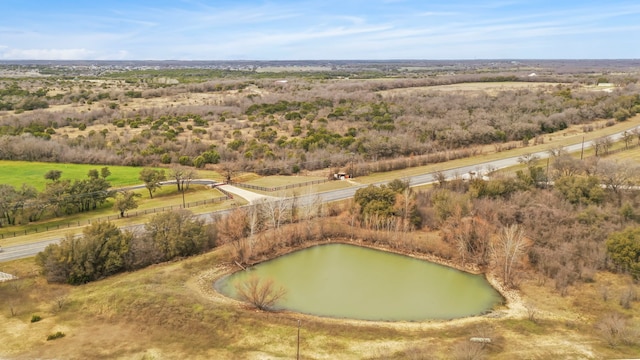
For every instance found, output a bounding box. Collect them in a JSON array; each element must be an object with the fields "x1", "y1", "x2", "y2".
[
  {"x1": 232, "y1": 178, "x2": 329, "y2": 192},
  {"x1": 0, "y1": 195, "x2": 229, "y2": 240}
]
